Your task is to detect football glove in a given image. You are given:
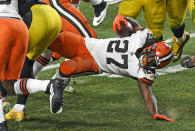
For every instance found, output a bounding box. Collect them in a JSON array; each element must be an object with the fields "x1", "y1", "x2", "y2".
[
  {"x1": 181, "y1": 56, "x2": 195, "y2": 68},
  {"x1": 113, "y1": 14, "x2": 128, "y2": 33},
  {"x1": 153, "y1": 114, "x2": 174, "y2": 122}
]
